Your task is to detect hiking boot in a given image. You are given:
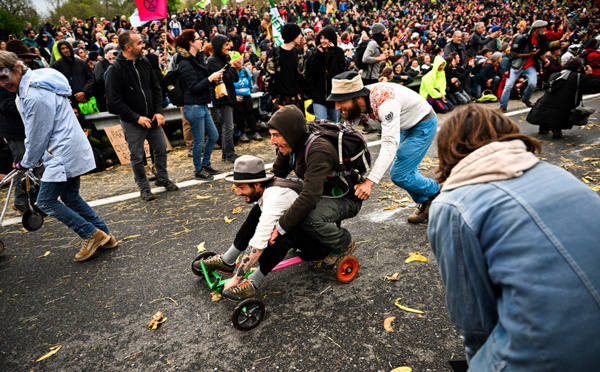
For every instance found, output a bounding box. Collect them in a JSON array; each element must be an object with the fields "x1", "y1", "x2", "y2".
[
  {"x1": 499, "y1": 107, "x2": 508, "y2": 113},
  {"x1": 140, "y1": 190, "x2": 156, "y2": 201},
  {"x1": 194, "y1": 169, "x2": 214, "y2": 180},
  {"x1": 101, "y1": 233, "x2": 119, "y2": 249},
  {"x1": 252, "y1": 132, "x2": 263, "y2": 141},
  {"x1": 223, "y1": 154, "x2": 241, "y2": 163},
  {"x1": 12, "y1": 204, "x2": 29, "y2": 214},
  {"x1": 239, "y1": 134, "x2": 250, "y2": 143},
  {"x1": 407, "y1": 192, "x2": 440, "y2": 224},
  {"x1": 155, "y1": 179, "x2": 179, "y2": 191},
  {"x1": 145, "y1": 165, "x2": 156, "y2": 181},
  {"x1": 522, "y1": 100, "x2": 535, "y2": 108},
  {"x1": 538, "y1": 125, "x2": 550, "y2": 135},
  {"x1": 222, "y1": 278, "x2": 257, "y2": 301},
  {"x1": 192, "y1": 253, "x2": 234, "y2": 275},
  {"x1": 322, "y1": 240, "x2": 357, "y2": 269},
  {"x1": 552, "y1": 129, "x2": 563, "y2": 139},
  {"x1": 203, "y1": 164, "x2": 220, "y2": 175},
  {"x1": 76, "y1": 229, "x2": 110, "y2": 261}
]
